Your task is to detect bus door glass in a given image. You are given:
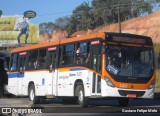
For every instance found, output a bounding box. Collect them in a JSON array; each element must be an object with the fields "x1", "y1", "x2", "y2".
[
  {"x1": 46, "y1": 46, "x2": 57, "y2": 95},
  {"x1": 18, "y1": 52, "x2": 26, "y2": 95},
  {"x1": 90, "y1": 40, "x2": 102, "y2": 95},
  {"x1": 19, "y1": 52, "x2": 26, "y2": 74}
]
